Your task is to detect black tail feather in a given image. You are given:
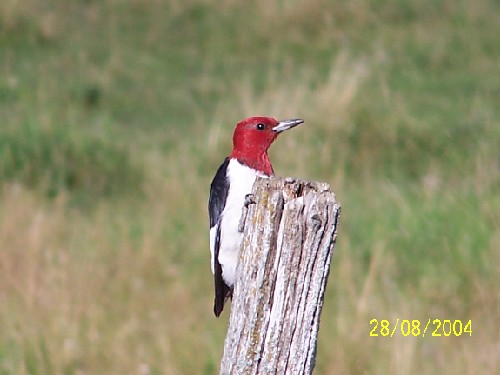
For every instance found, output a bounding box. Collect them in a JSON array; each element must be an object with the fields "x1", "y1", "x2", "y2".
[{"x1": 214, "y1": 282, "x2": 232, "y2": 317}]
